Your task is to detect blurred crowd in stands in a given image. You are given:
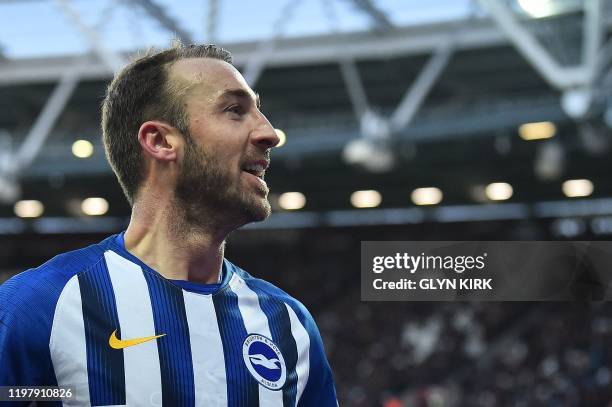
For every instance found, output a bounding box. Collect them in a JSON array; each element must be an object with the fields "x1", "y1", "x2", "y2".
[{"x1": 320, "y1": 292, "x2": 611, "y2": 406}]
